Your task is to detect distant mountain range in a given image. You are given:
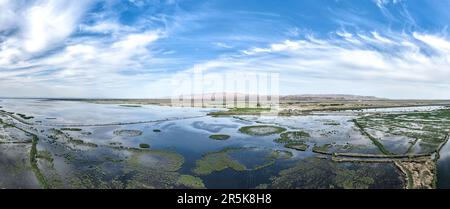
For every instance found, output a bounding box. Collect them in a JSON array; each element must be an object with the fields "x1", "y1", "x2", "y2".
[
  {"x1": 172, "y1": 93, "x2": 385, "y2": 101},
  {"x1": 280, "y1": 94, "x2": 385, "y2": 101}
]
